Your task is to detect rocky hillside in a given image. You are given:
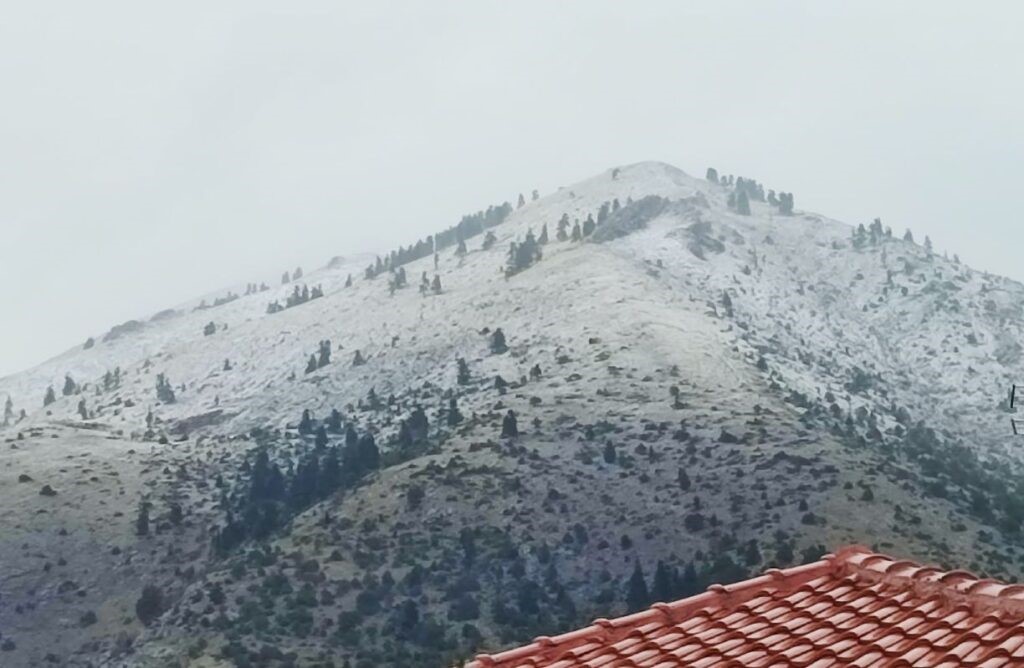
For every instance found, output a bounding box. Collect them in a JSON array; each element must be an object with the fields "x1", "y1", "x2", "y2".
[{"x1": 2, "y1": 161, "x2": 1022, "y2": 667}]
